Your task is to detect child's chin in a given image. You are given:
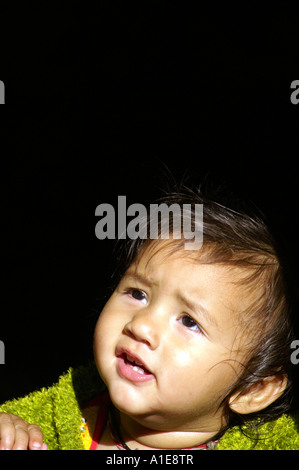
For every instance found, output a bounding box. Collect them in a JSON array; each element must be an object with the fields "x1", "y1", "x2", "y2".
[{"x1": 109, "y1": 381, "x2": 155, "y2": 416}]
